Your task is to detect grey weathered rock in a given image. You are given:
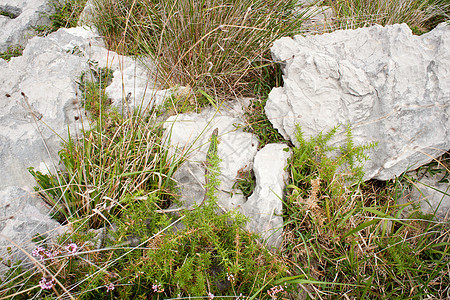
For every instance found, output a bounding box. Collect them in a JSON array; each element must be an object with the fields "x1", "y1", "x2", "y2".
[
  {"x1": 0, "y1": 26, "x2": 168, "y2": 190},
  {"x1": 163, "y1": 100, "x2": 259, "y2": 211},
  {"x1": 0, "y1": 0, "x2": 54, "y2": 52},
  {"x1": 298, "y1": 3, "x2": 335, "y2": 35},
  {"x1": 0, "y1": 27, "x2": 96, "y2": 189},
  {"x1": 105, "y1": 56, "x2": 170, "y2": 117},
  {"x1": 241, "y1": 143, "x2": 291, "y2": 249},
  {"x1": 400, "y1": 164, "x2": 450, "y2": 221},
  {"x1": 77, "y1": 0, "x2": 95, "y2": 26},
  {"x1": 410, "y1": 174, "x2": 450, "y2": 220},
  {"x1": 266, "y1": 22, "x2": 450, "y2": 181},
  {"x1": 0, "y1": 186, "x2": 63, "y2": 275},
  {"x1": 77, "y1": 0, "x2": 171, "y2": 116}
]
